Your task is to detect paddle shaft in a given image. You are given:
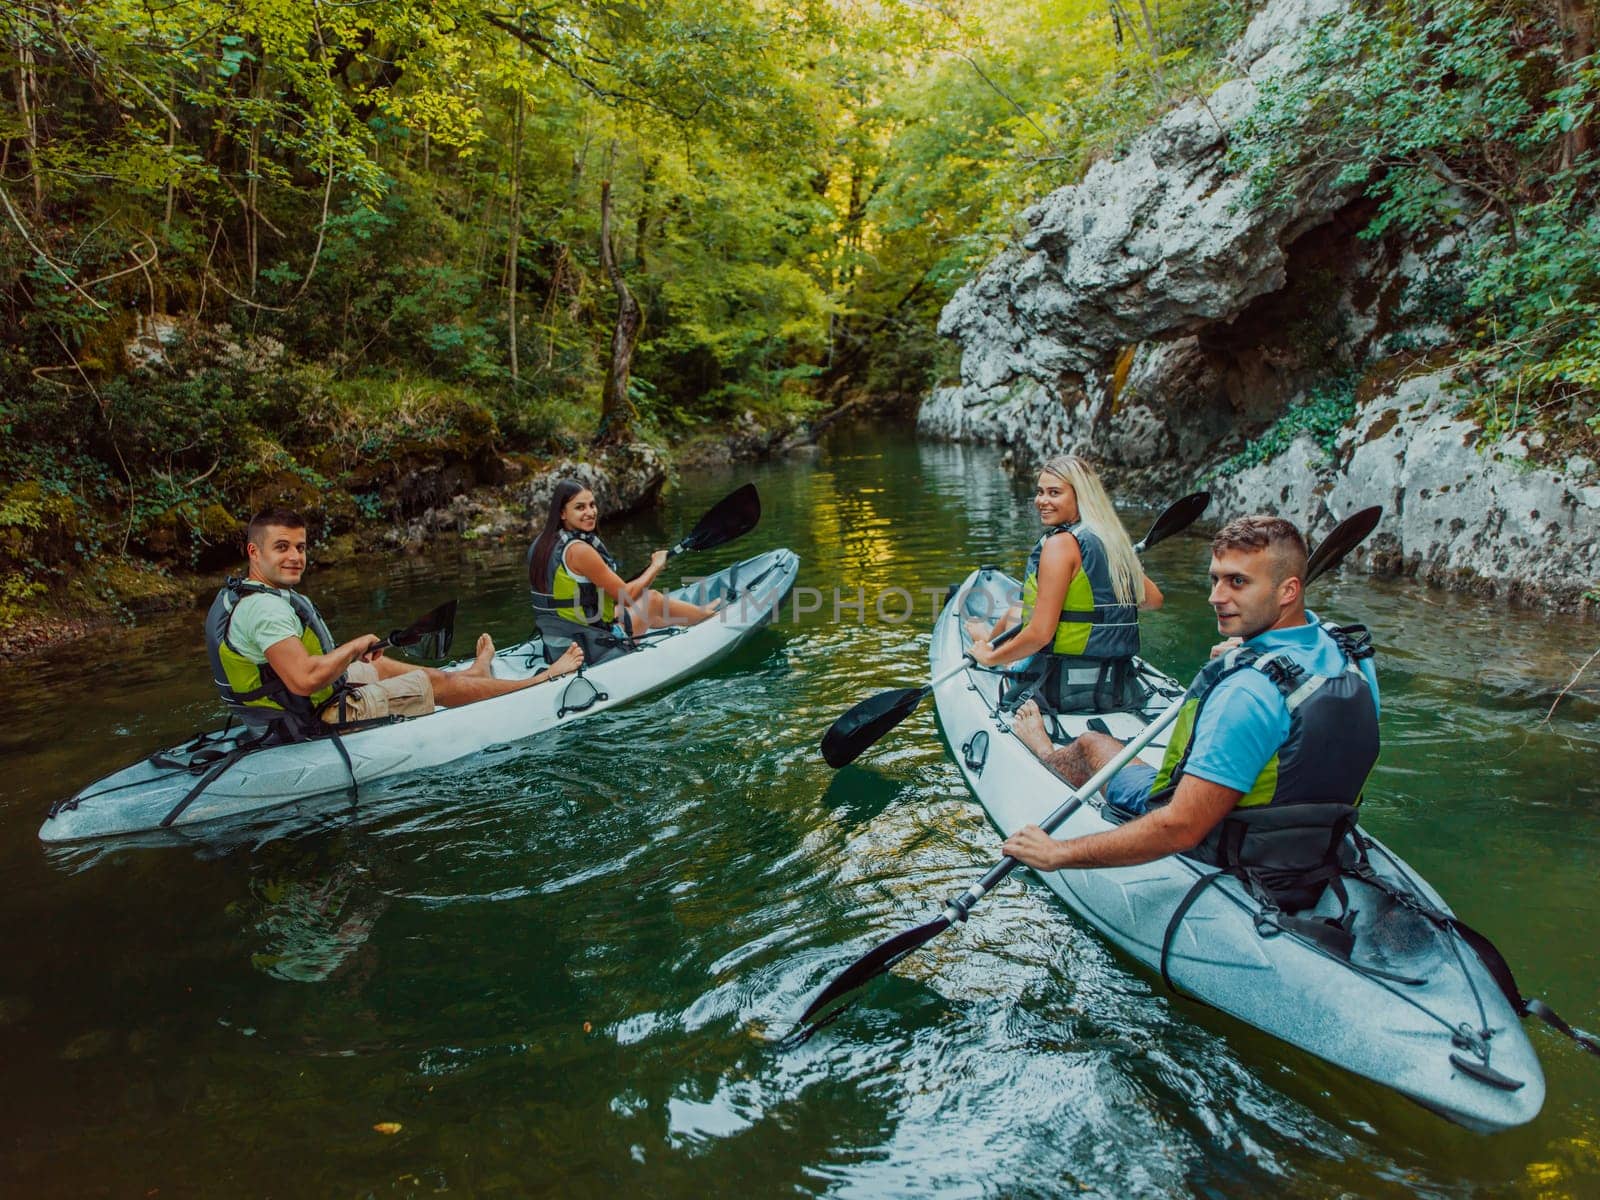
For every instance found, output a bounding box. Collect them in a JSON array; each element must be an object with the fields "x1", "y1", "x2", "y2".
[
  {"x1": 937, "y1": 697, "x2": 1186, "y2": 923},
  {"x1": 927, "y1": 622, "x2": 1022, "y2": 692}
]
